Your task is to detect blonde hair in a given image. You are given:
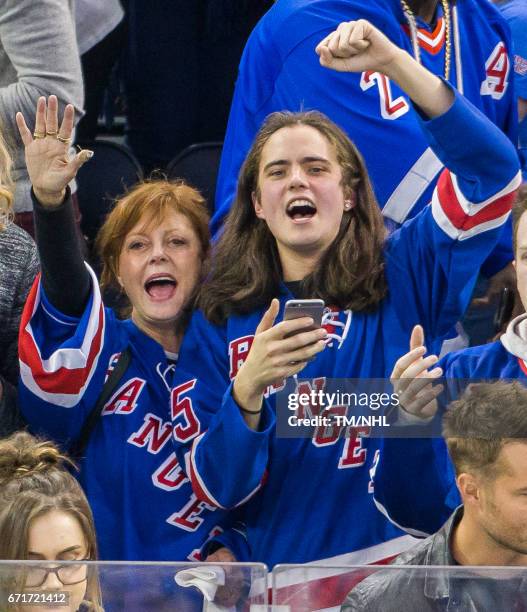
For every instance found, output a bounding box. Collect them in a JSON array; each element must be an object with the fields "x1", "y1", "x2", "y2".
[
  {"x1": 0, "y1": 432, "x2": 102, "y2": 611},
  {"x1": 0, "y1": 129, "x2": 13, "y2": 230},
  {"x1": 512, "y1": 184, "x2": 527, "y2": 255}
]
